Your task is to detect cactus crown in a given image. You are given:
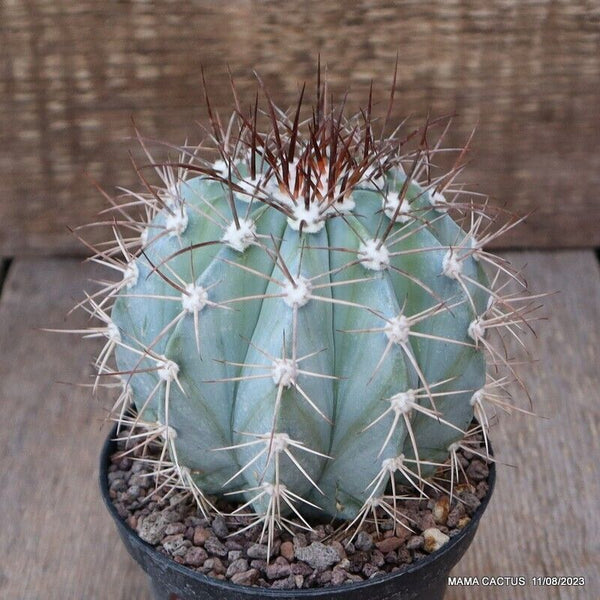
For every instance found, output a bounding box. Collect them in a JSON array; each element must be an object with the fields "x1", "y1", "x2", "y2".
[{"x1": 77, "y1": 72, "x2": 540, "y2": 549}]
